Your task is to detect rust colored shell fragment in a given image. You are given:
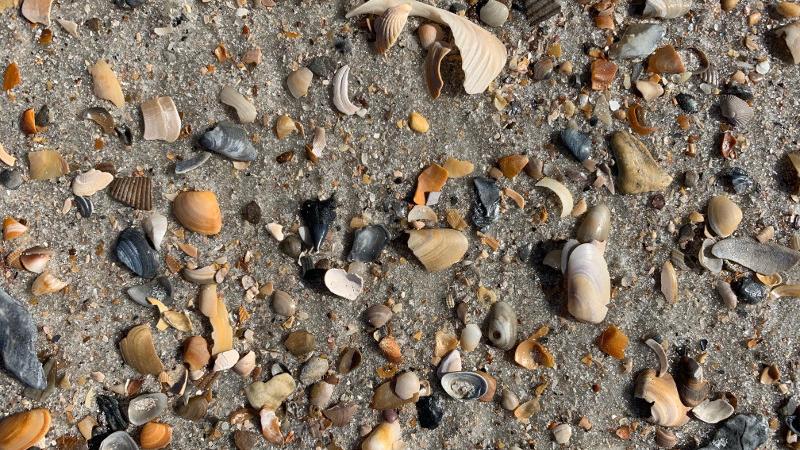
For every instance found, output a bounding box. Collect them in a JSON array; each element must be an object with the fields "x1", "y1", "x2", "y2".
[
  {"x1": 109, "y1": 176, "x2": 153, "y2": 210},
  {"x1": 425, "y1": 41, "x2": 452, "y2": 99},
  {"x1": 597, "y1": 324, "x2": 628, "y2": 359},
  {"x1": 591, "y1": 59, "x2": 617, "y2": 90},
  {"x1": 21, "y1": 108, "x2": 37, "y2": 135},
  {"x1": 413, "y1": 164, "x2": 449, "y2": 205},
  {"x1": 3, "y1": 62, "x2": 20, "y2": 91},
  {"x1": 647, "y1": 45, "x2": 686, "y2": 74},
  {"x1": 627, "y1": 104, "x2": 657, "y2": 135}
]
